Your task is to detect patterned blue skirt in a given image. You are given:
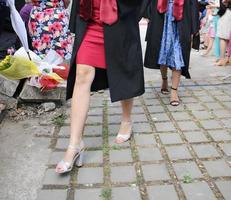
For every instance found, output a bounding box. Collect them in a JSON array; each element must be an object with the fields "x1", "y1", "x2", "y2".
[{"x1": 158, "y1": 1, "x2": 185, "y2": 70}]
